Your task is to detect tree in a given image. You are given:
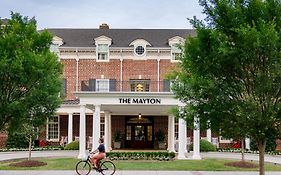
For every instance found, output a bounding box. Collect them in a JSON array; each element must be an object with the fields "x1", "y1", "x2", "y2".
[
  {"x1": 171, "y1": 1, "x2": 281, "y2": 175},
  {"x1": 0, "y1": 13, "x2": 63, "y2": 134}
]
